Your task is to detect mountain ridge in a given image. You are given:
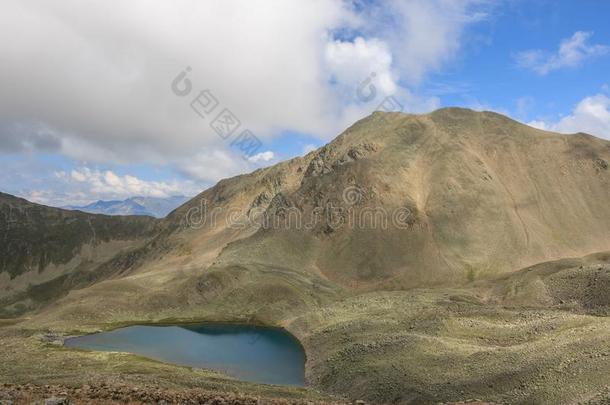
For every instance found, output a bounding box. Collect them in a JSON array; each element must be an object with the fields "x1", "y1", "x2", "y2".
[
  {"x1": 0, "y1": 191, "x2": 160, "y2": 316},
  {"x1": 158, "y1": 108, "x2": 610, "y2": 289},
  {"x1": 3, "y1": 107, "x2": 610, "y2": 312},
  {"x1": 62, "y1": 195, "x2": 190, "y2": 218}
]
